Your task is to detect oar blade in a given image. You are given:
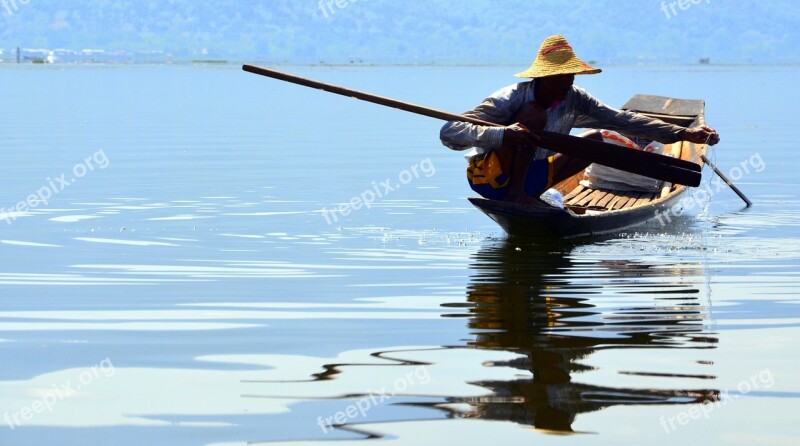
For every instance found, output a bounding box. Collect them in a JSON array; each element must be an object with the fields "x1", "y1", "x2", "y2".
[{"x1": 537, "y1": 133, "x2": 702, "y2": 187}]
